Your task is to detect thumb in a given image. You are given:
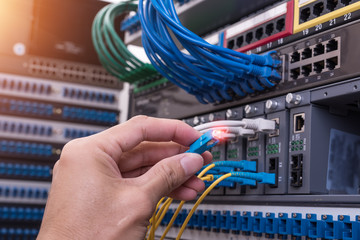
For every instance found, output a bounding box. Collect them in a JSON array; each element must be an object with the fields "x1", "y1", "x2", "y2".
[{"x1": 139, "y1": 153, "x2": 204, "y2": 202}]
